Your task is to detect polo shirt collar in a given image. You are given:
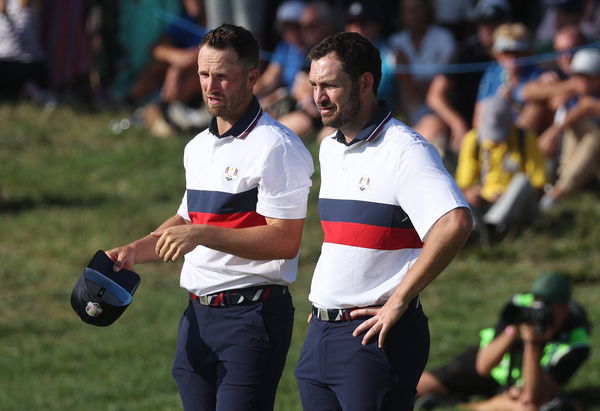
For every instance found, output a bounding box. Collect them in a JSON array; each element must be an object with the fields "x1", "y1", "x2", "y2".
[
  {"x1": 208, "y1": 96, "x2": 263, "y2": 139},
  {"x1": 334, "y1": 101, "x2": 393, "y2": 146}
]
